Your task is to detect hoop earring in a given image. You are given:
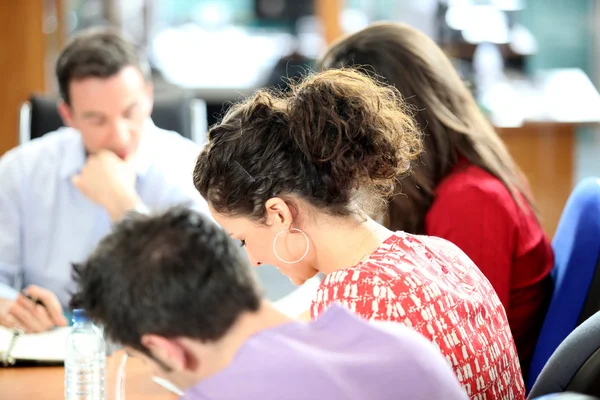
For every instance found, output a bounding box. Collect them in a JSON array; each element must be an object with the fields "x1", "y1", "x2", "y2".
[{"x1": 272, "y1": 228, "x2": 310, "y2": 264}]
